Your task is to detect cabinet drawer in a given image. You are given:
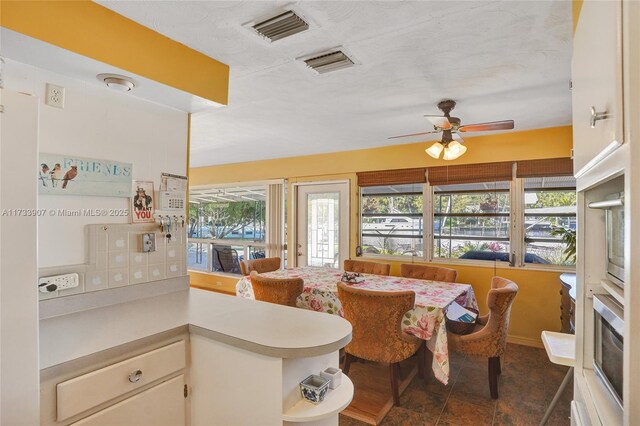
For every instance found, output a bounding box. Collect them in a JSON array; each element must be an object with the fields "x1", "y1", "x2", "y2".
[
  {"x1": 57, "y1": 340, "x2": 186, "y2": 421},
  {"x1": 70, "y1": 375, "x2": 186, "y2": 426}
]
